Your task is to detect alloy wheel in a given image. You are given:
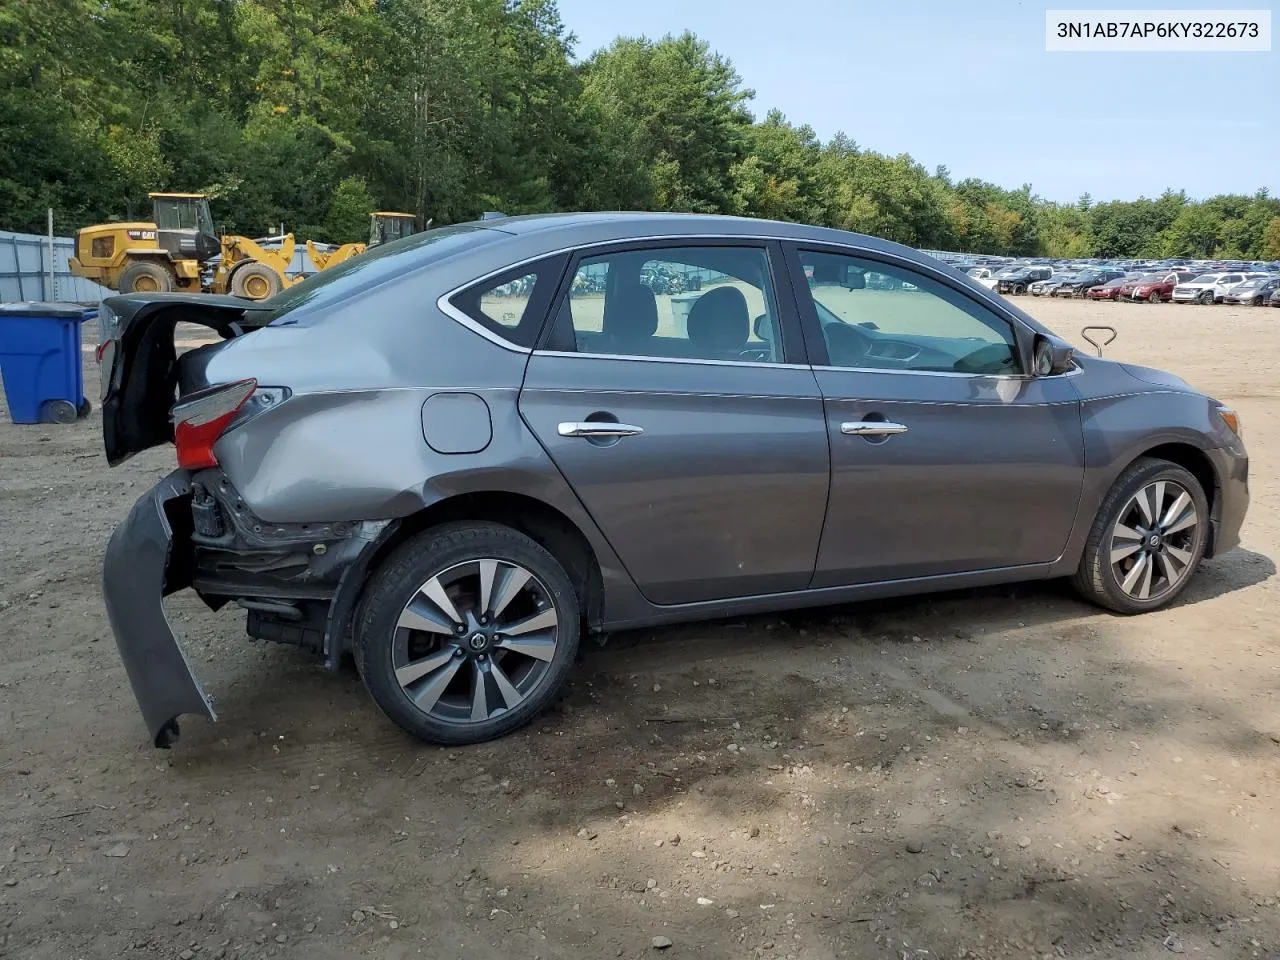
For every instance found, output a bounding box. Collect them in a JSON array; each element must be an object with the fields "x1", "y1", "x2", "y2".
[
  {"x1": 391, "y1": 559, "x2": 559, "y2": 724},
  {"x1": 1109, "y1": 480, "x2": 1200, "y2": 602}
]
